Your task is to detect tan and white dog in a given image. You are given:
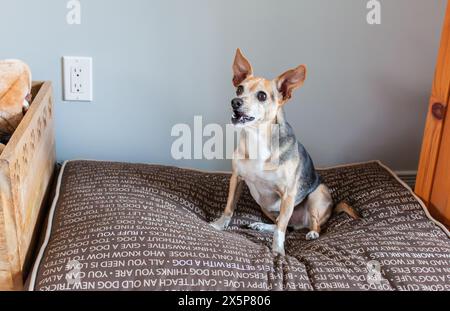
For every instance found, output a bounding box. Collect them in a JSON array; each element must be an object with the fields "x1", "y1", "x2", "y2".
[{"x1": 211, "y1": 49, "x2": 358, "y2": 256}]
